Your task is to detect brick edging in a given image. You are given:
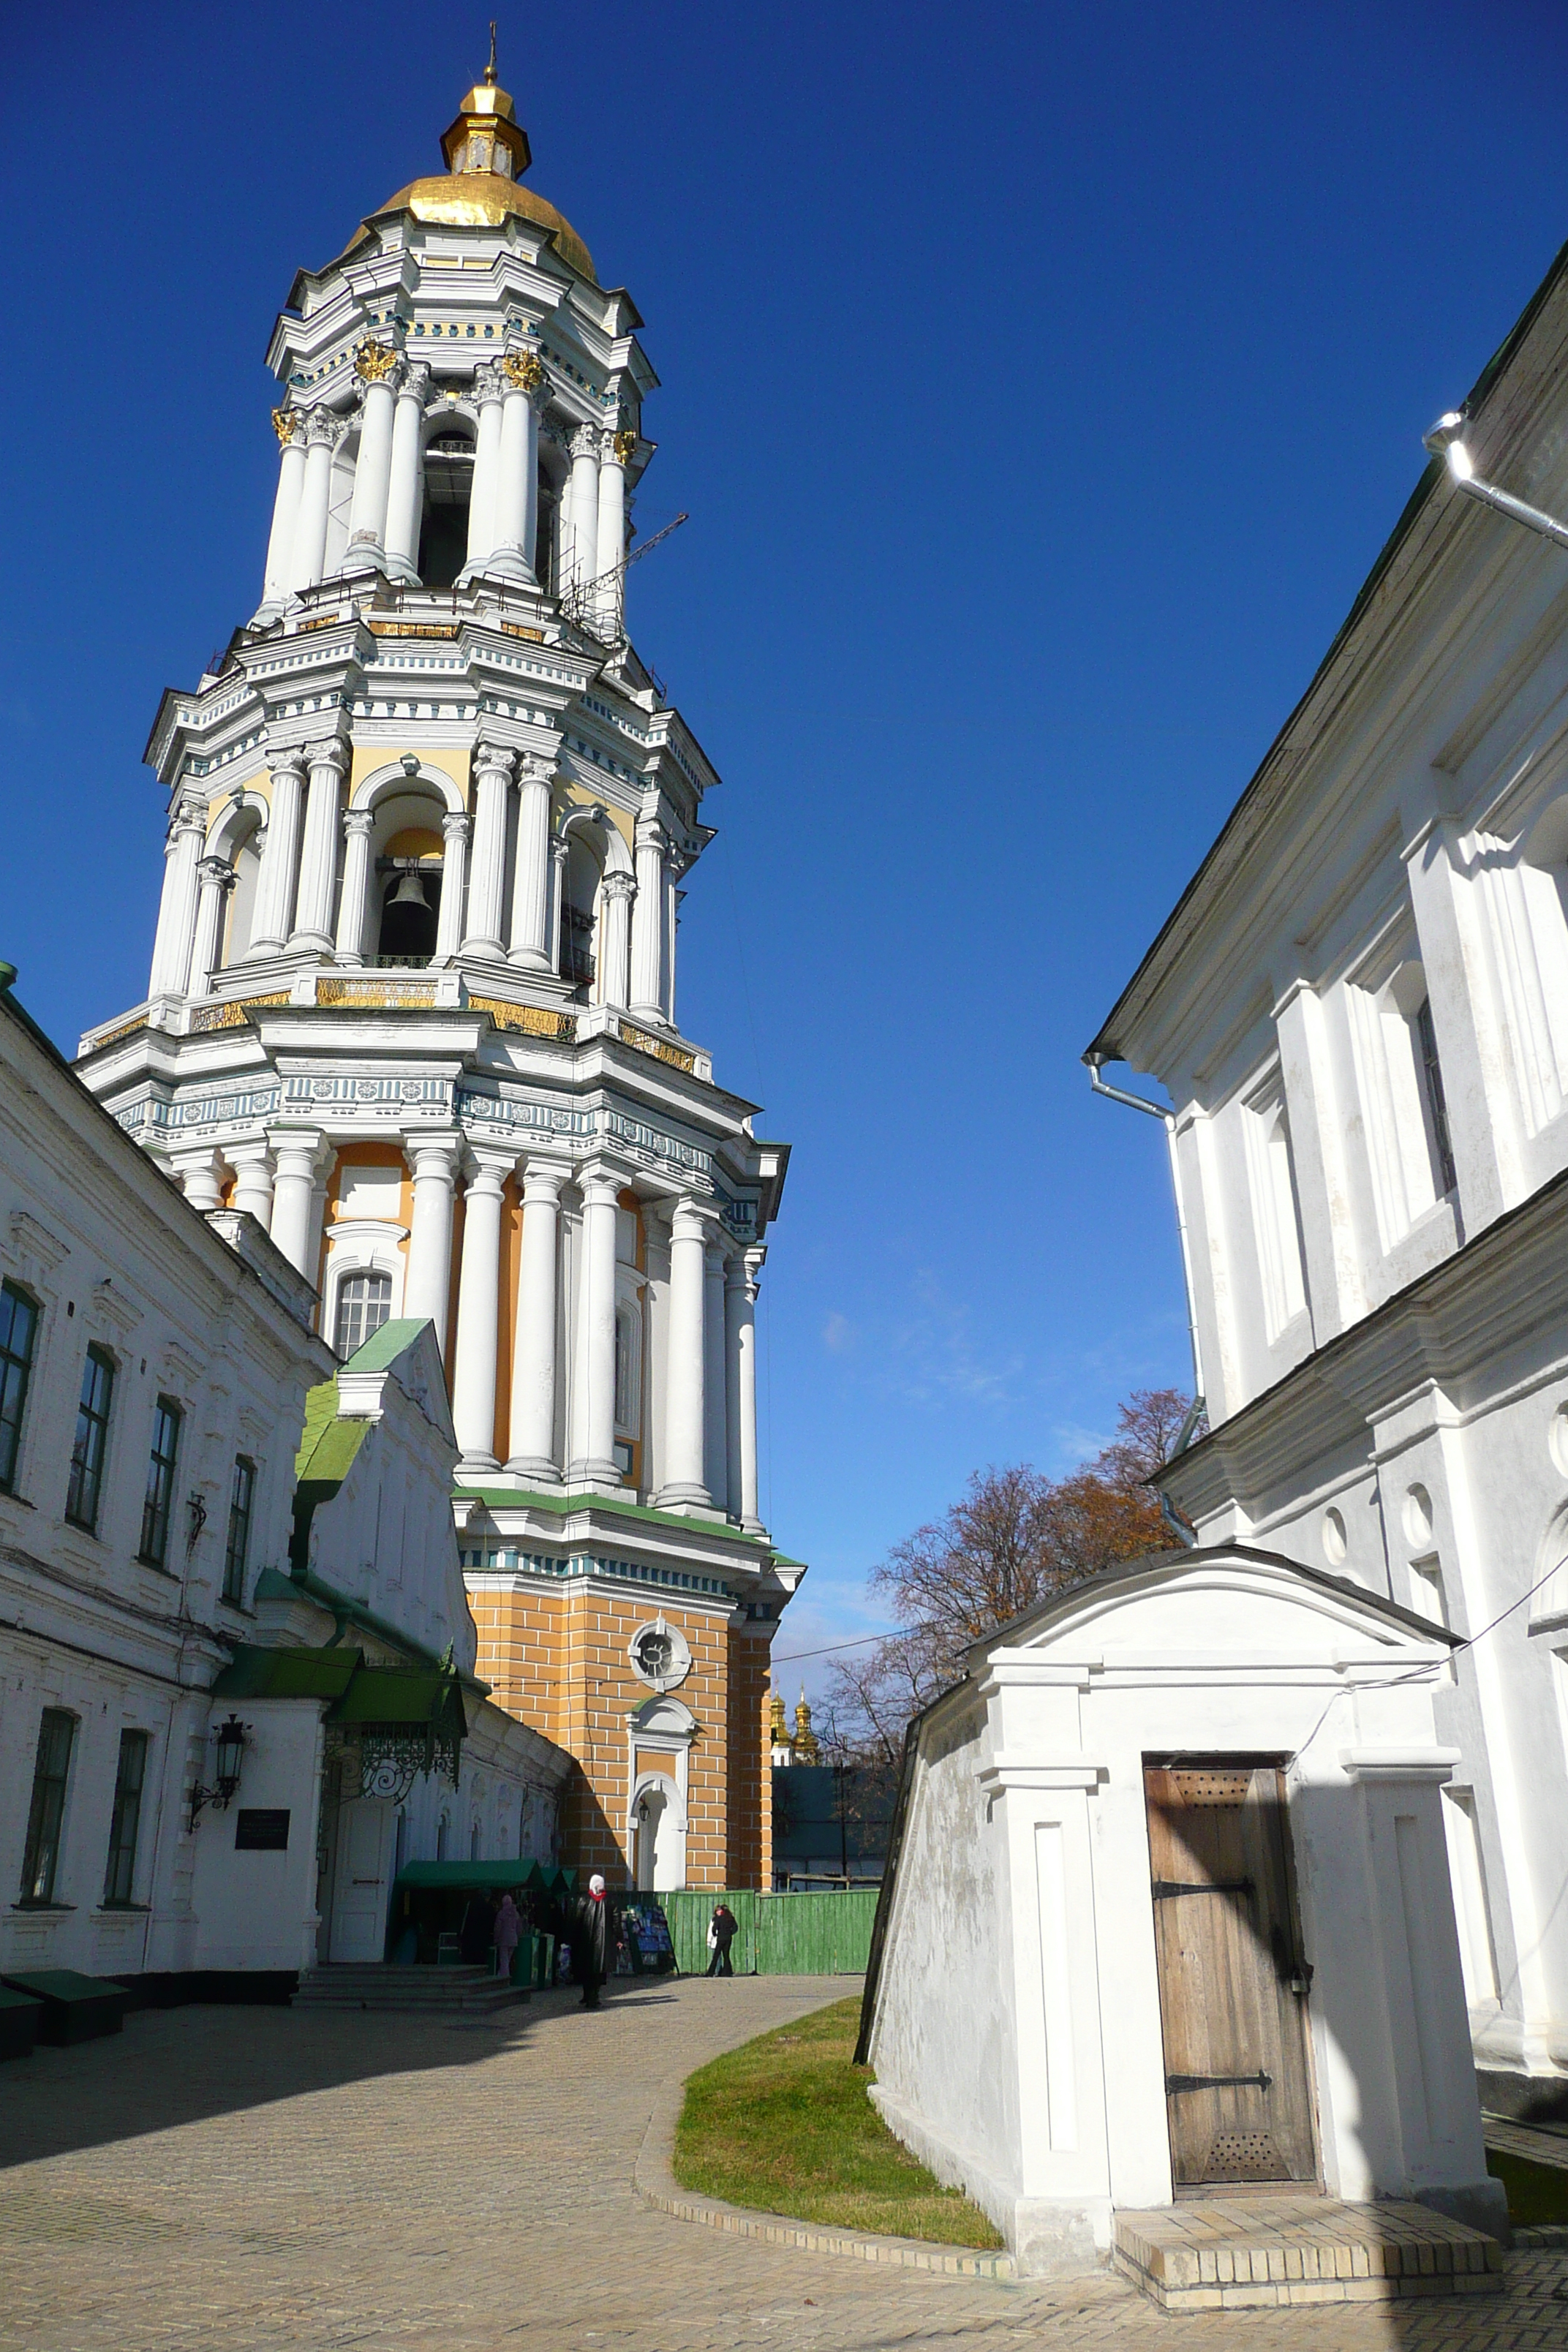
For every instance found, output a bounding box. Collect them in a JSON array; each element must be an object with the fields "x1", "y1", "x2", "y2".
[{"x1": 633, "y1": 2071, "x2": 1016, "y2": 2279}]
